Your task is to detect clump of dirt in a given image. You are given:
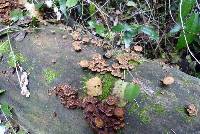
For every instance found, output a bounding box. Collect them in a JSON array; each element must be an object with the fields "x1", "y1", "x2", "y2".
[
  {"x1": 53, "y1": 84, "x2": 125, "y2": 134},
  {"x1": 79, "y1": 52, "x2": 140, "y2": 78}
]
